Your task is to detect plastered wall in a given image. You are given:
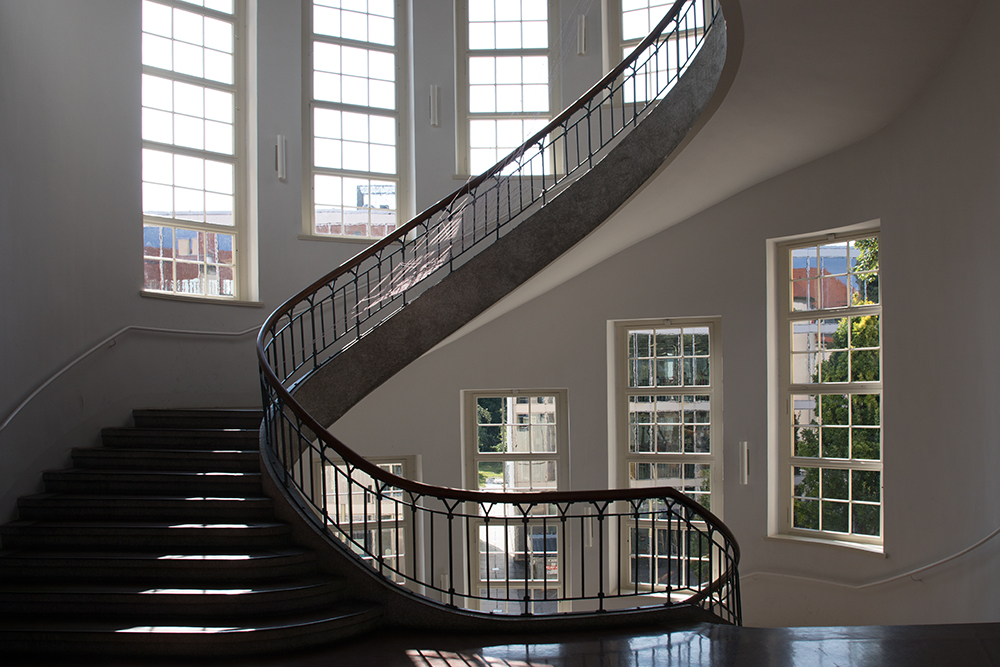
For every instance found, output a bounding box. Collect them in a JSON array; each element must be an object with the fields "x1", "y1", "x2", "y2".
[{"x1": 331, "y1": 0, "x2": 1000, "y2": 627}]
